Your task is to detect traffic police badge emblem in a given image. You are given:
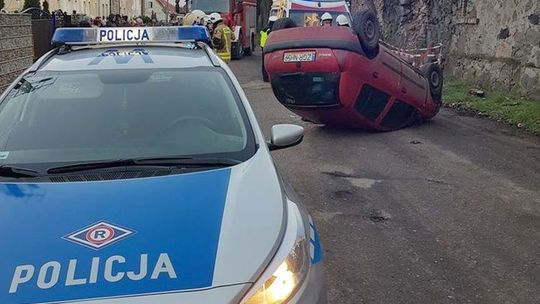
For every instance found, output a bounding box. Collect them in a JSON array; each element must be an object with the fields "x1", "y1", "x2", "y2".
[{"x1": 63, "y1": 221, "x2": 135, "y2": 250}]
